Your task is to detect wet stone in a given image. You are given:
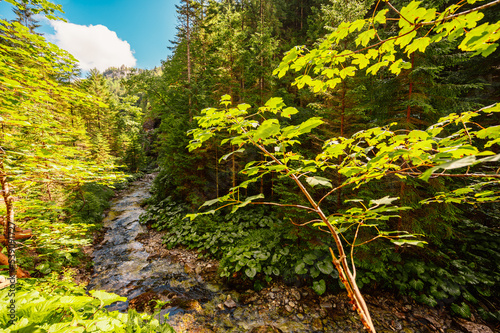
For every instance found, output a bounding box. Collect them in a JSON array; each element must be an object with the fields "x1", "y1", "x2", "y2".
[
  {"x1": 224, "y1": 297, "x2": 237, "y2": 308},
  {"x1": 232, "y1": 307, "x2": 244, "y2": 319}
]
